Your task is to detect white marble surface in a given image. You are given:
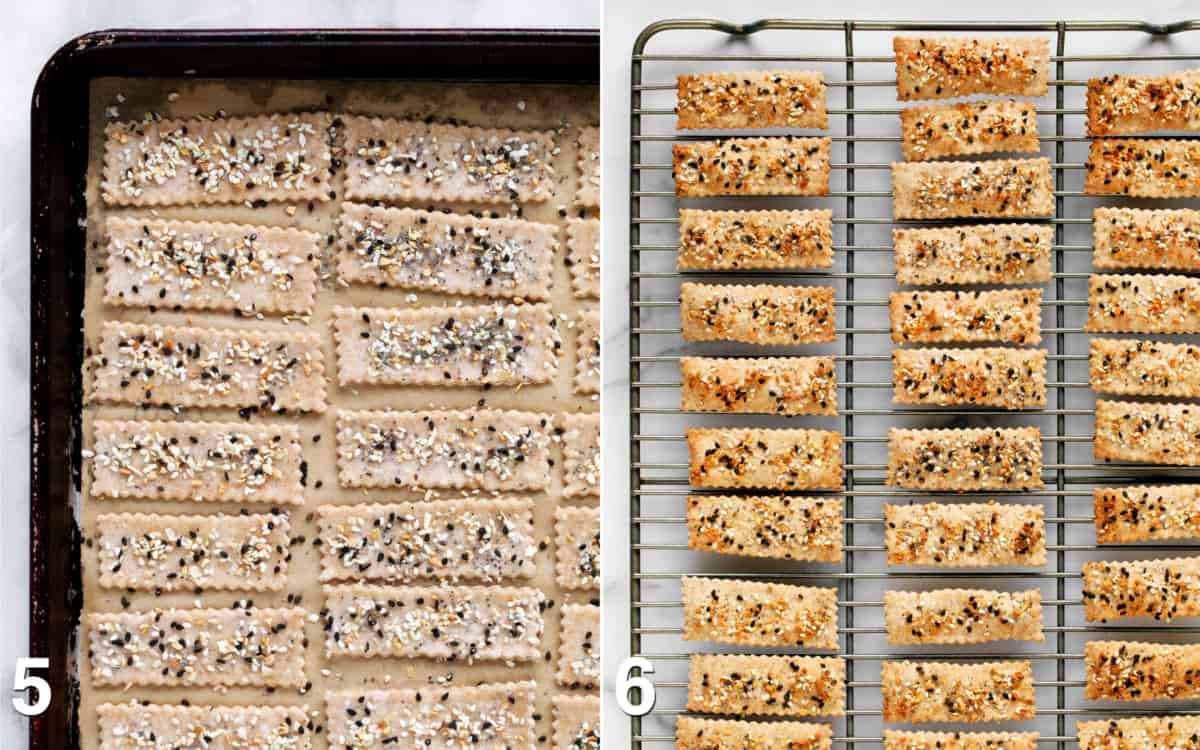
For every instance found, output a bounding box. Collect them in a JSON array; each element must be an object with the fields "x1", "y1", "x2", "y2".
[{"x1": 1, "y1": 1, "x2": 598, "y2": 746}]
